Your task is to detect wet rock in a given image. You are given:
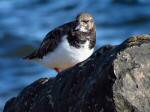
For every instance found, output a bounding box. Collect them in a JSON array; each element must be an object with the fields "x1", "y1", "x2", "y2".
[{"x1": 3, "y1": 34, "x2": 150, "y2": 112}]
